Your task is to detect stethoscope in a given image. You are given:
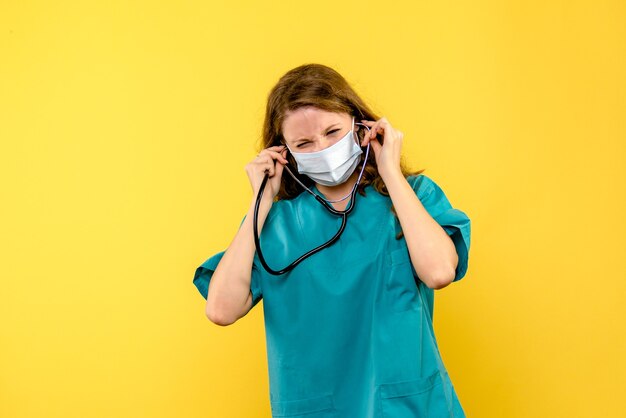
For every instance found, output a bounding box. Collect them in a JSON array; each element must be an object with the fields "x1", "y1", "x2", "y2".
[{"x1": 253, "y1": 122, "x2": 373, "y2": 275}]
